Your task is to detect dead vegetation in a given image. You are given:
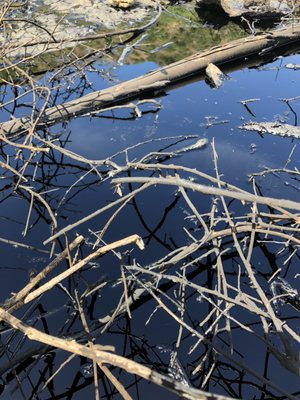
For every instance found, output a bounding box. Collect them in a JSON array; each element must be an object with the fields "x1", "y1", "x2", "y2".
[{"x1": 0, "y1": 0, "x2": 299, "y2": 399}]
